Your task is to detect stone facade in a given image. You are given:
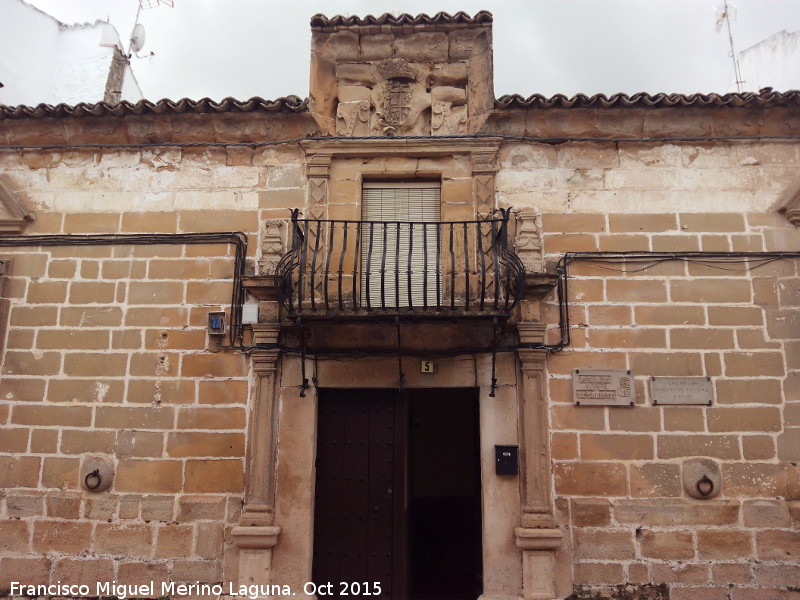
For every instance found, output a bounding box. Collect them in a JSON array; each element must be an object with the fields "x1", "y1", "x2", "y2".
[{"x1": 0, "y1": 11, "x2": 799, "y2": 600}]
